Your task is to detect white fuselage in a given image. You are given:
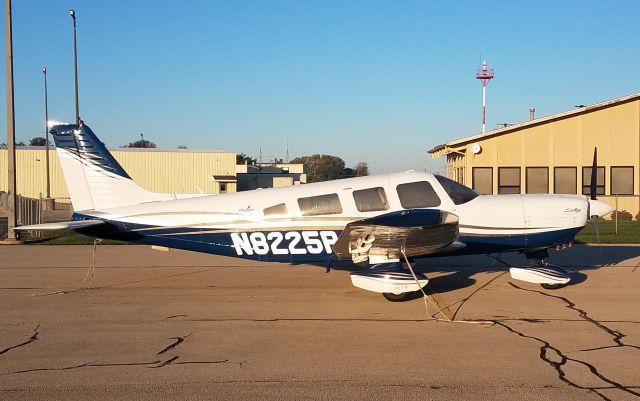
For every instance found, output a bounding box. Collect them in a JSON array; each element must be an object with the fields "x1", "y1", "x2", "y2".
[{"x1": 74, "y1": 171, "x2": 592, "y2": 262}]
